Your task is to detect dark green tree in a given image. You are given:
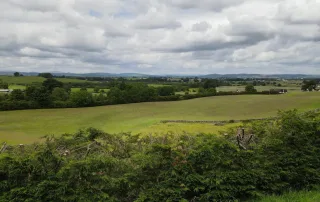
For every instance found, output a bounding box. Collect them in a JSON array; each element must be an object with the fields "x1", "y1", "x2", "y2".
[
  {"x1": 203, "y1": 79, "x2": 218, "y2": 89},
  {"x1": 42, "y1": 78, "x2": 63, "y2": 93},
  {"x1": 9, "y1": 89, "x2": 25, "y2": 101},
  {"x1": 25, "y1": 86, "x2": 51, "y2": 106},
  {"x1": 0, "y1": 80, "x2": 8, "y2": 89},
  {"x1": 38, "y1": 72, "x2": 53, "y2": 78},
  {"x1": 301, "y1": 80, "x2": 317, "y2": 91},
  {"x1": 94, "y1": 87, "x2": 100, "y2": 93},
  {"x1": 245, "y1": 84, "x2": 257, "y2": 93},
  {"x1": 70, "y1": 90, "x2": 93, "y2": 107},
  {"x1": 158, "y1": 86, "x2": 175, "y2": 96},
  {"x1": 51, "y1": 87, "x2": 69, "y2": 101}
]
